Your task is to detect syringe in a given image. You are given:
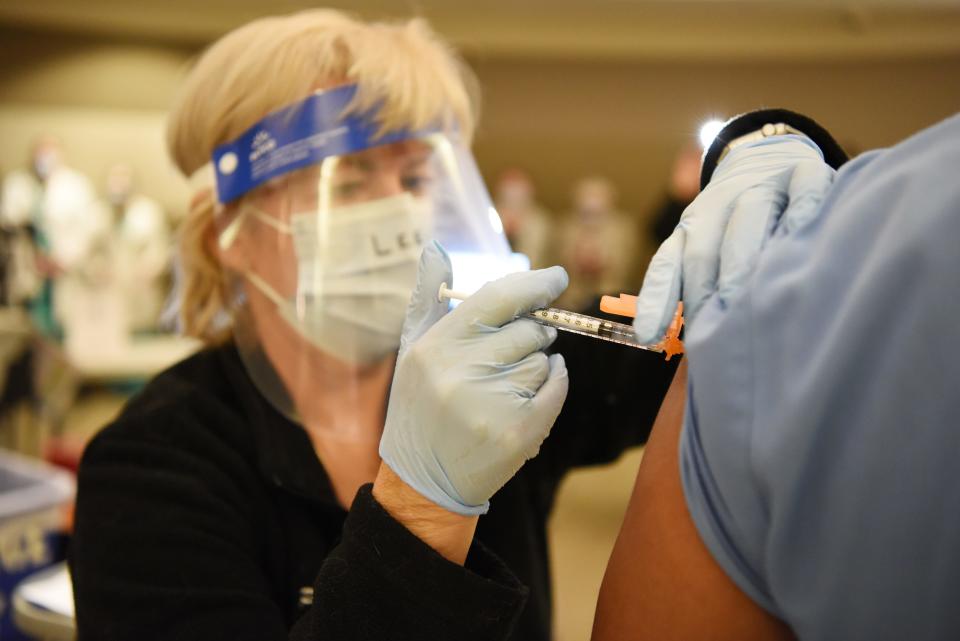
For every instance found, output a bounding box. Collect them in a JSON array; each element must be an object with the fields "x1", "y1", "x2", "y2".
[{"x1": 438, "y1": 284, "x2": 684, "y2": 360}]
